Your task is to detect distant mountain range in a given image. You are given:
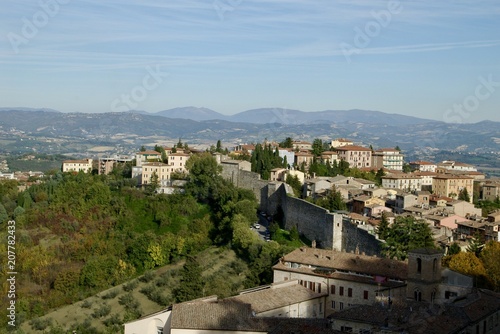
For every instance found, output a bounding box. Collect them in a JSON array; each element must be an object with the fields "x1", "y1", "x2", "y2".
[
  {"x1": 0, "y1": 108, "x2": 499, "y2": 165},
  {"x1": 151, "y1": 107, "x2": 433, "y2": 126}
]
